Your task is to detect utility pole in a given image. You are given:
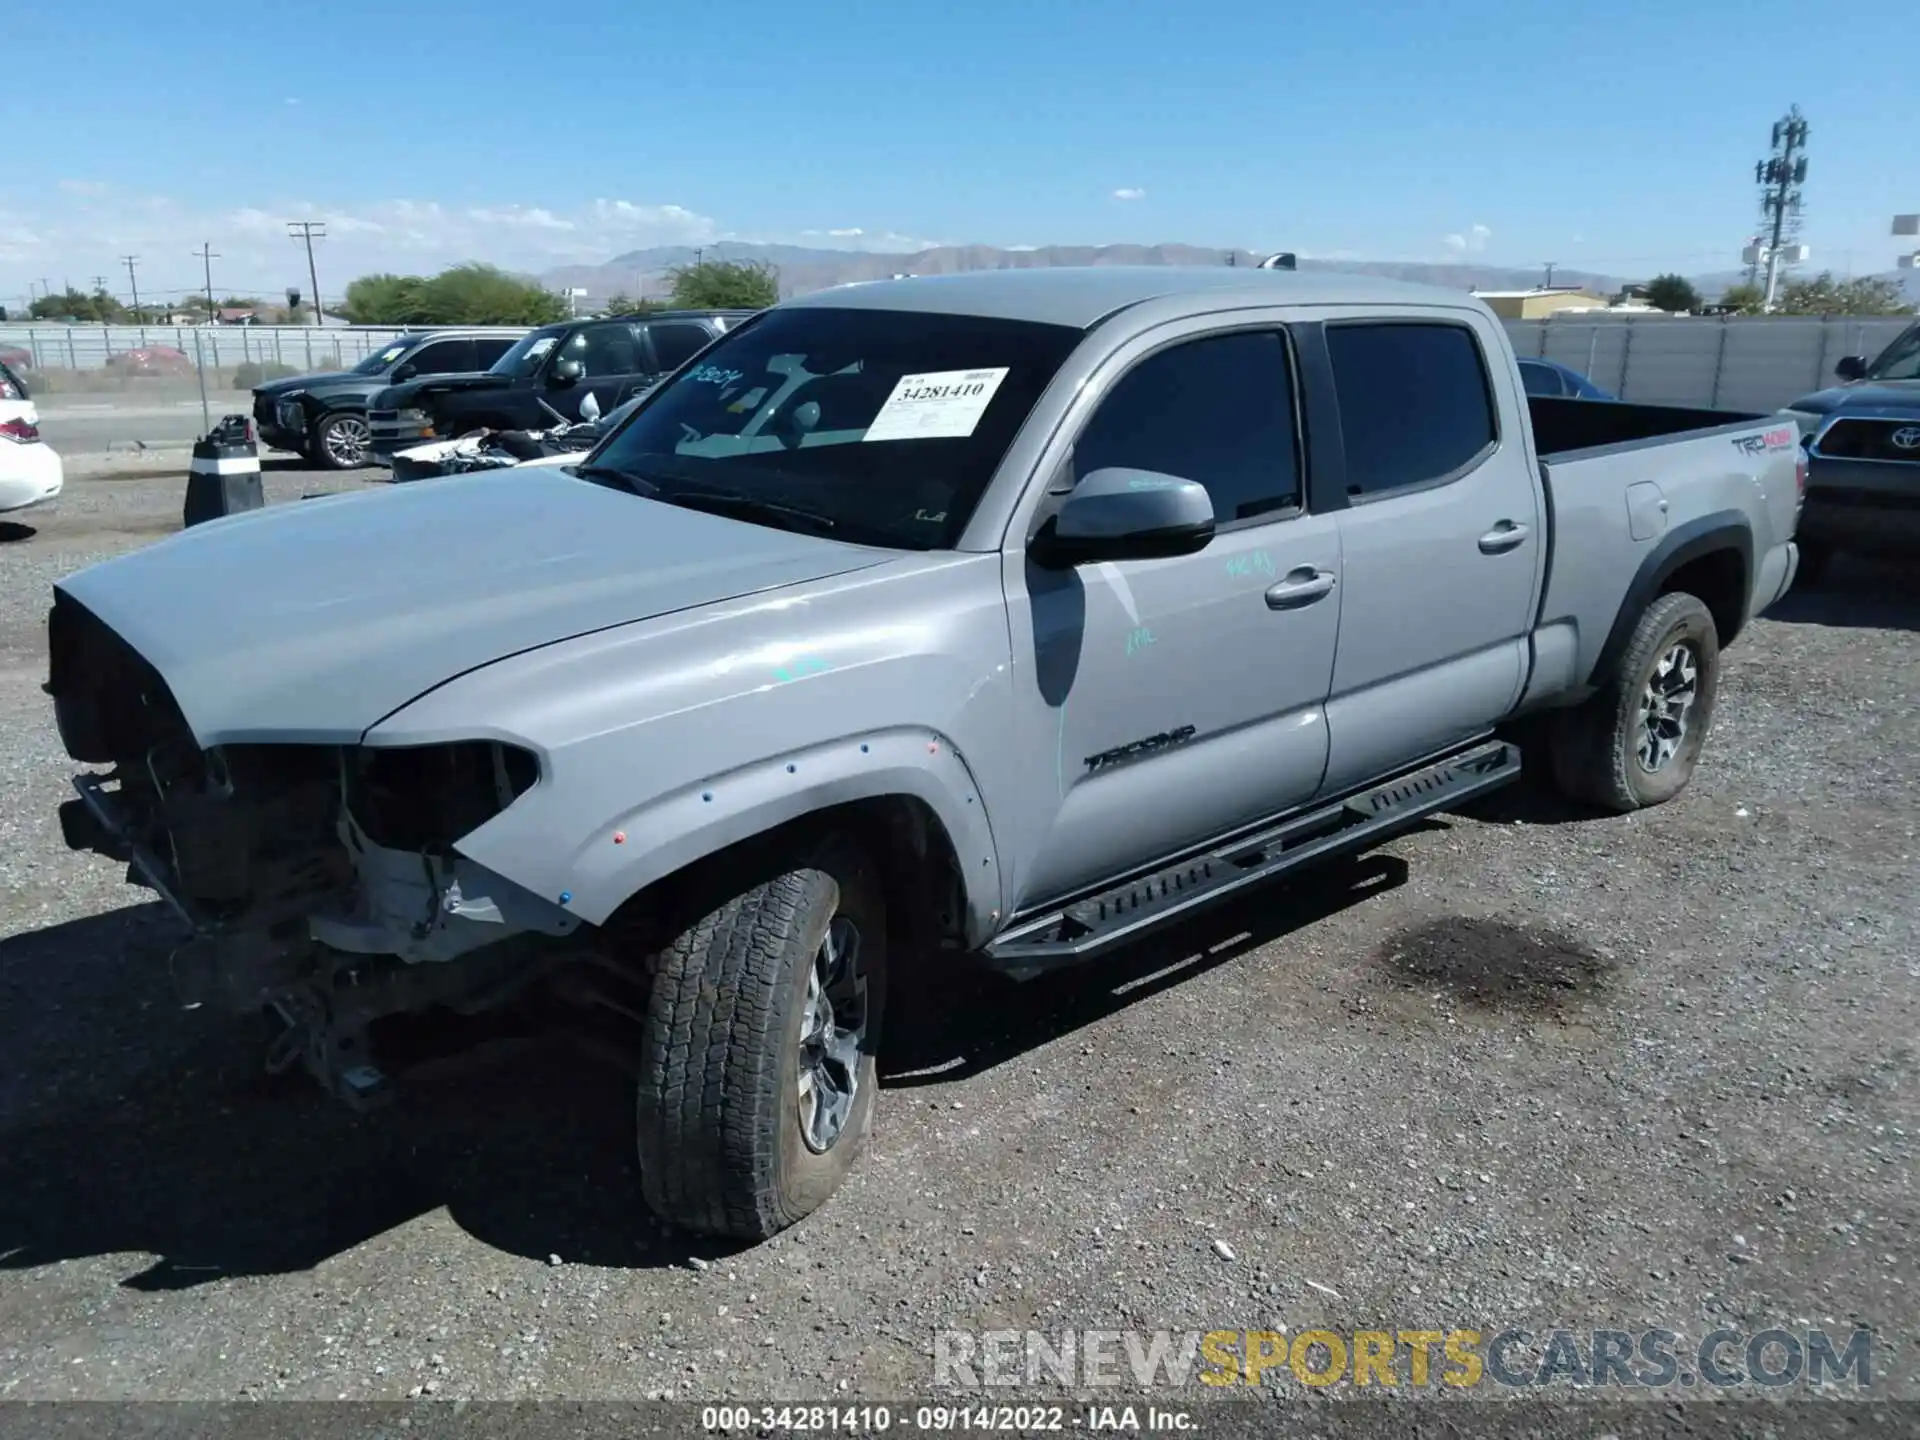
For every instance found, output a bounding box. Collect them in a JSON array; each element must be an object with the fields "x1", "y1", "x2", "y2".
[
  {"x1": 288, "y1": 221, "x2": 326, "y2": 325},
  {"x1": 121, "y1": 256, "x2": 145, "y2": 341},
  {"x1": 1542, "y1": 261, "x2": 1557, "y2": 288},
  {"x1": 193, "y1": 242, "x2": 220, "y2": 323},
  {"x1": 1754, "y1": 106, "x2": 1810, "y2": 312}
]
